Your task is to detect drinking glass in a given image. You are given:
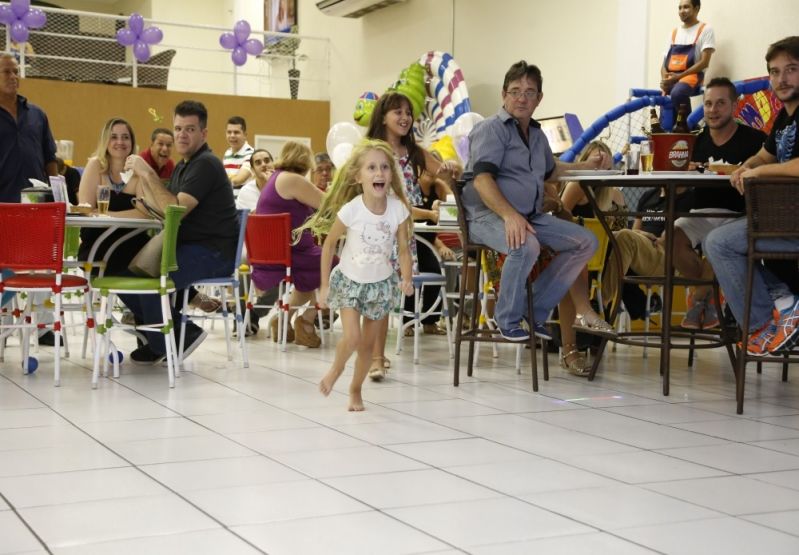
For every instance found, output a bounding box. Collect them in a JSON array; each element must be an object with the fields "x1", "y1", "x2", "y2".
[
  {"x1": 640, "y1": 140, "x2": 655, "y2": 174},
  {"x1": 96, "y1": 185, "x2": 111, "y2": 215}
]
